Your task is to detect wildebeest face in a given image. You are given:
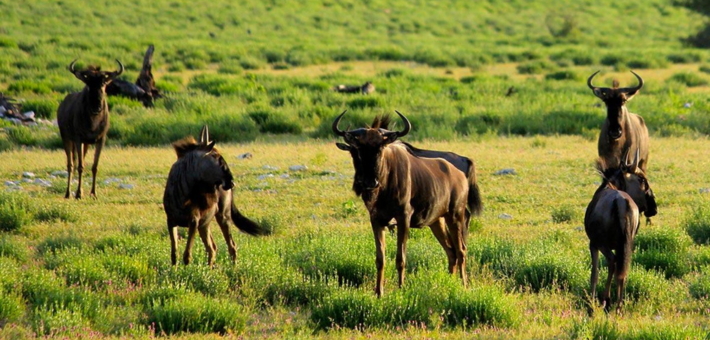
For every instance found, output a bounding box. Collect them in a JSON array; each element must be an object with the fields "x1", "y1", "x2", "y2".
[
  {"x1": 333, "y1": 110, "x2": 411, "y2": 190},
  {"x1": 605, "y1": 149, "x2": 655, "y2": 216},
  {"x1": 69, "y1": 59, "x2": 124, "y2": 90},
  {"x1": 588, "y1": 71, "x2": 643, "y2": 140}
]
